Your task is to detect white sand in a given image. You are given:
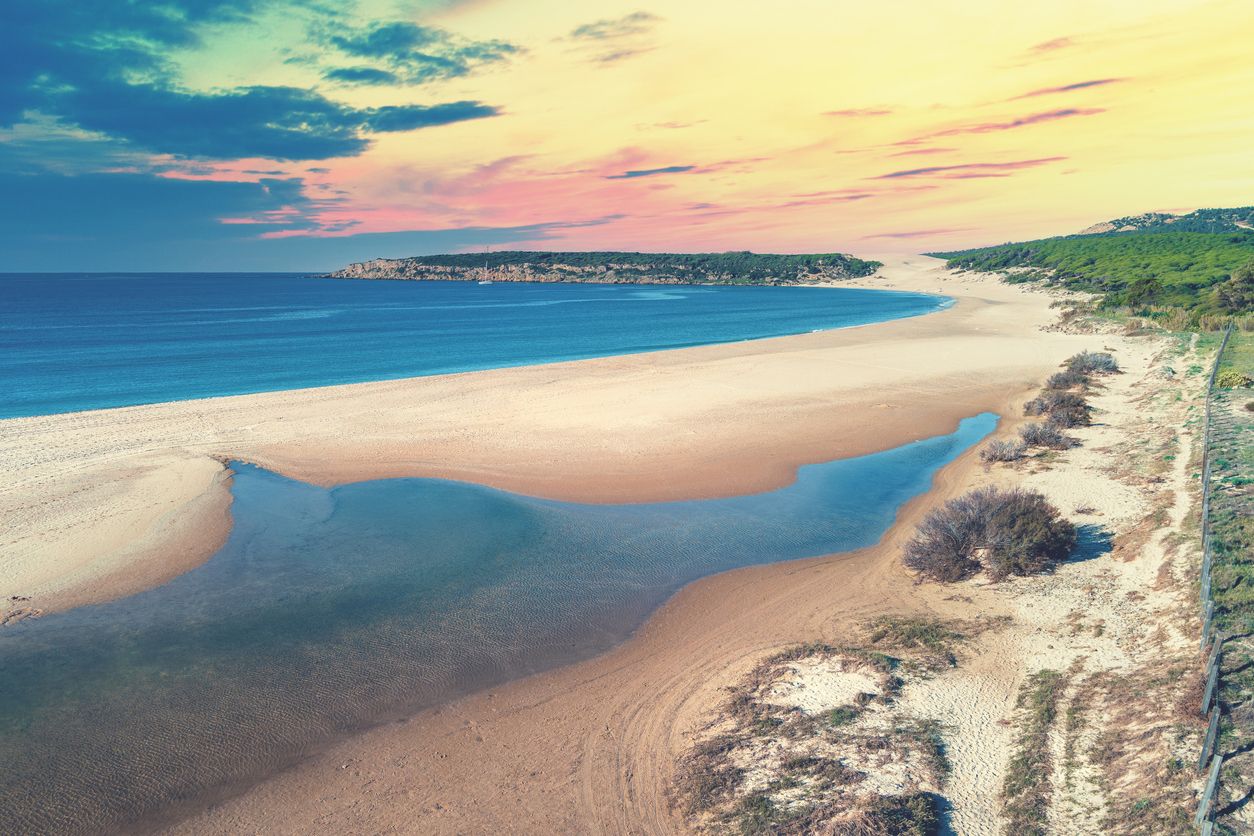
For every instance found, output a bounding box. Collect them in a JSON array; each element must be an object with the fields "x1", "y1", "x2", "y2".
[{"x1": 763, "y1": 659, "x2": 880, "y2": 714}]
